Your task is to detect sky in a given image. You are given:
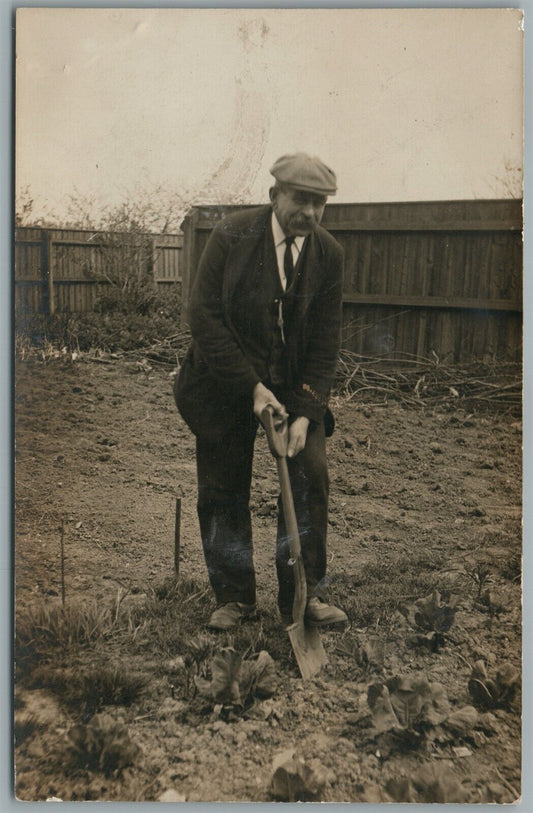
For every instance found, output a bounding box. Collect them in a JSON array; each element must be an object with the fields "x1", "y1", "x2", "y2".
[{"x1": 16, "y1": 7, "x2": 524, "y2": 223}]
